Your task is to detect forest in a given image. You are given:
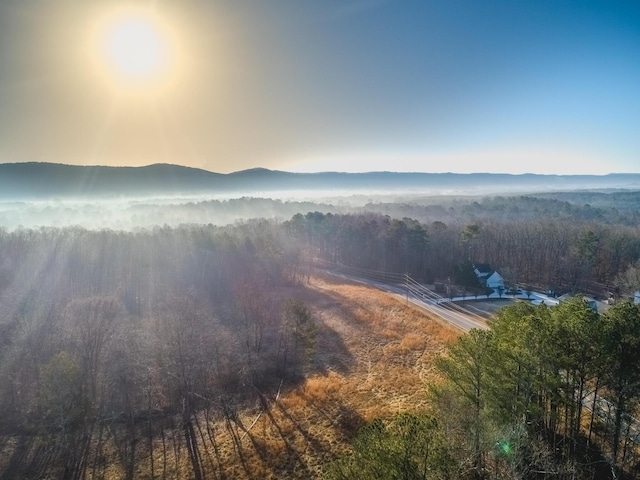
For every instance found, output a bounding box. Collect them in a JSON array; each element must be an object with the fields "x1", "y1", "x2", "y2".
[
  {"x1": 0, "y1": 222, "x2": 314, "y2": 478},
  {"x1": 1, "y1": 191, "x2": 640, "y2": 478},
  {"x1": 285, "y1": 209, "x2": 640, "y2": 296}
]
